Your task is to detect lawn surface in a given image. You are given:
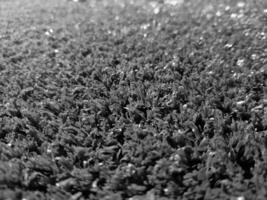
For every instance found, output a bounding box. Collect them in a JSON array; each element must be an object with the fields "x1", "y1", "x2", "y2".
[{"x1": 0, "y1": 0, "x2": 266, "y2": 199}]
